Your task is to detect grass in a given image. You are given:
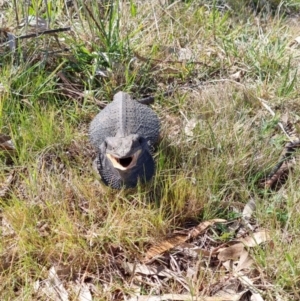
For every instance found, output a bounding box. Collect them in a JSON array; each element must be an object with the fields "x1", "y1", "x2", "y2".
[{"x1": 2, "y1": 0, "x2": 300, "y2": 299}]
